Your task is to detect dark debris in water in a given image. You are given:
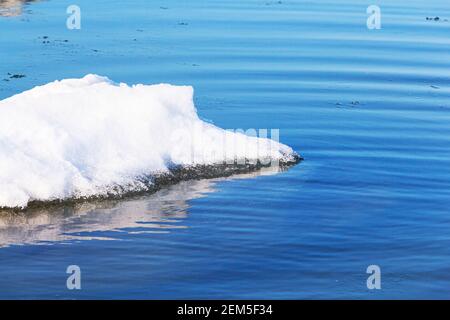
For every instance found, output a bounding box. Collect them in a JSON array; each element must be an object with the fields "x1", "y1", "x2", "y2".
[
  {"x1": 426, "y1": 16, "x2": 449, "y2": 22},
  {"x1": 335, "y1": 101, "x2": 363, "y2": 108},
  {"x1": 265, "y1": 1, "x2": 283, "y2": 5},
  {"x1": 7, "y1": 73, "x2": 26, "y2": 79},
  {"x1": 38, "y1": 36, "x2": 69, "y2": 45}
]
